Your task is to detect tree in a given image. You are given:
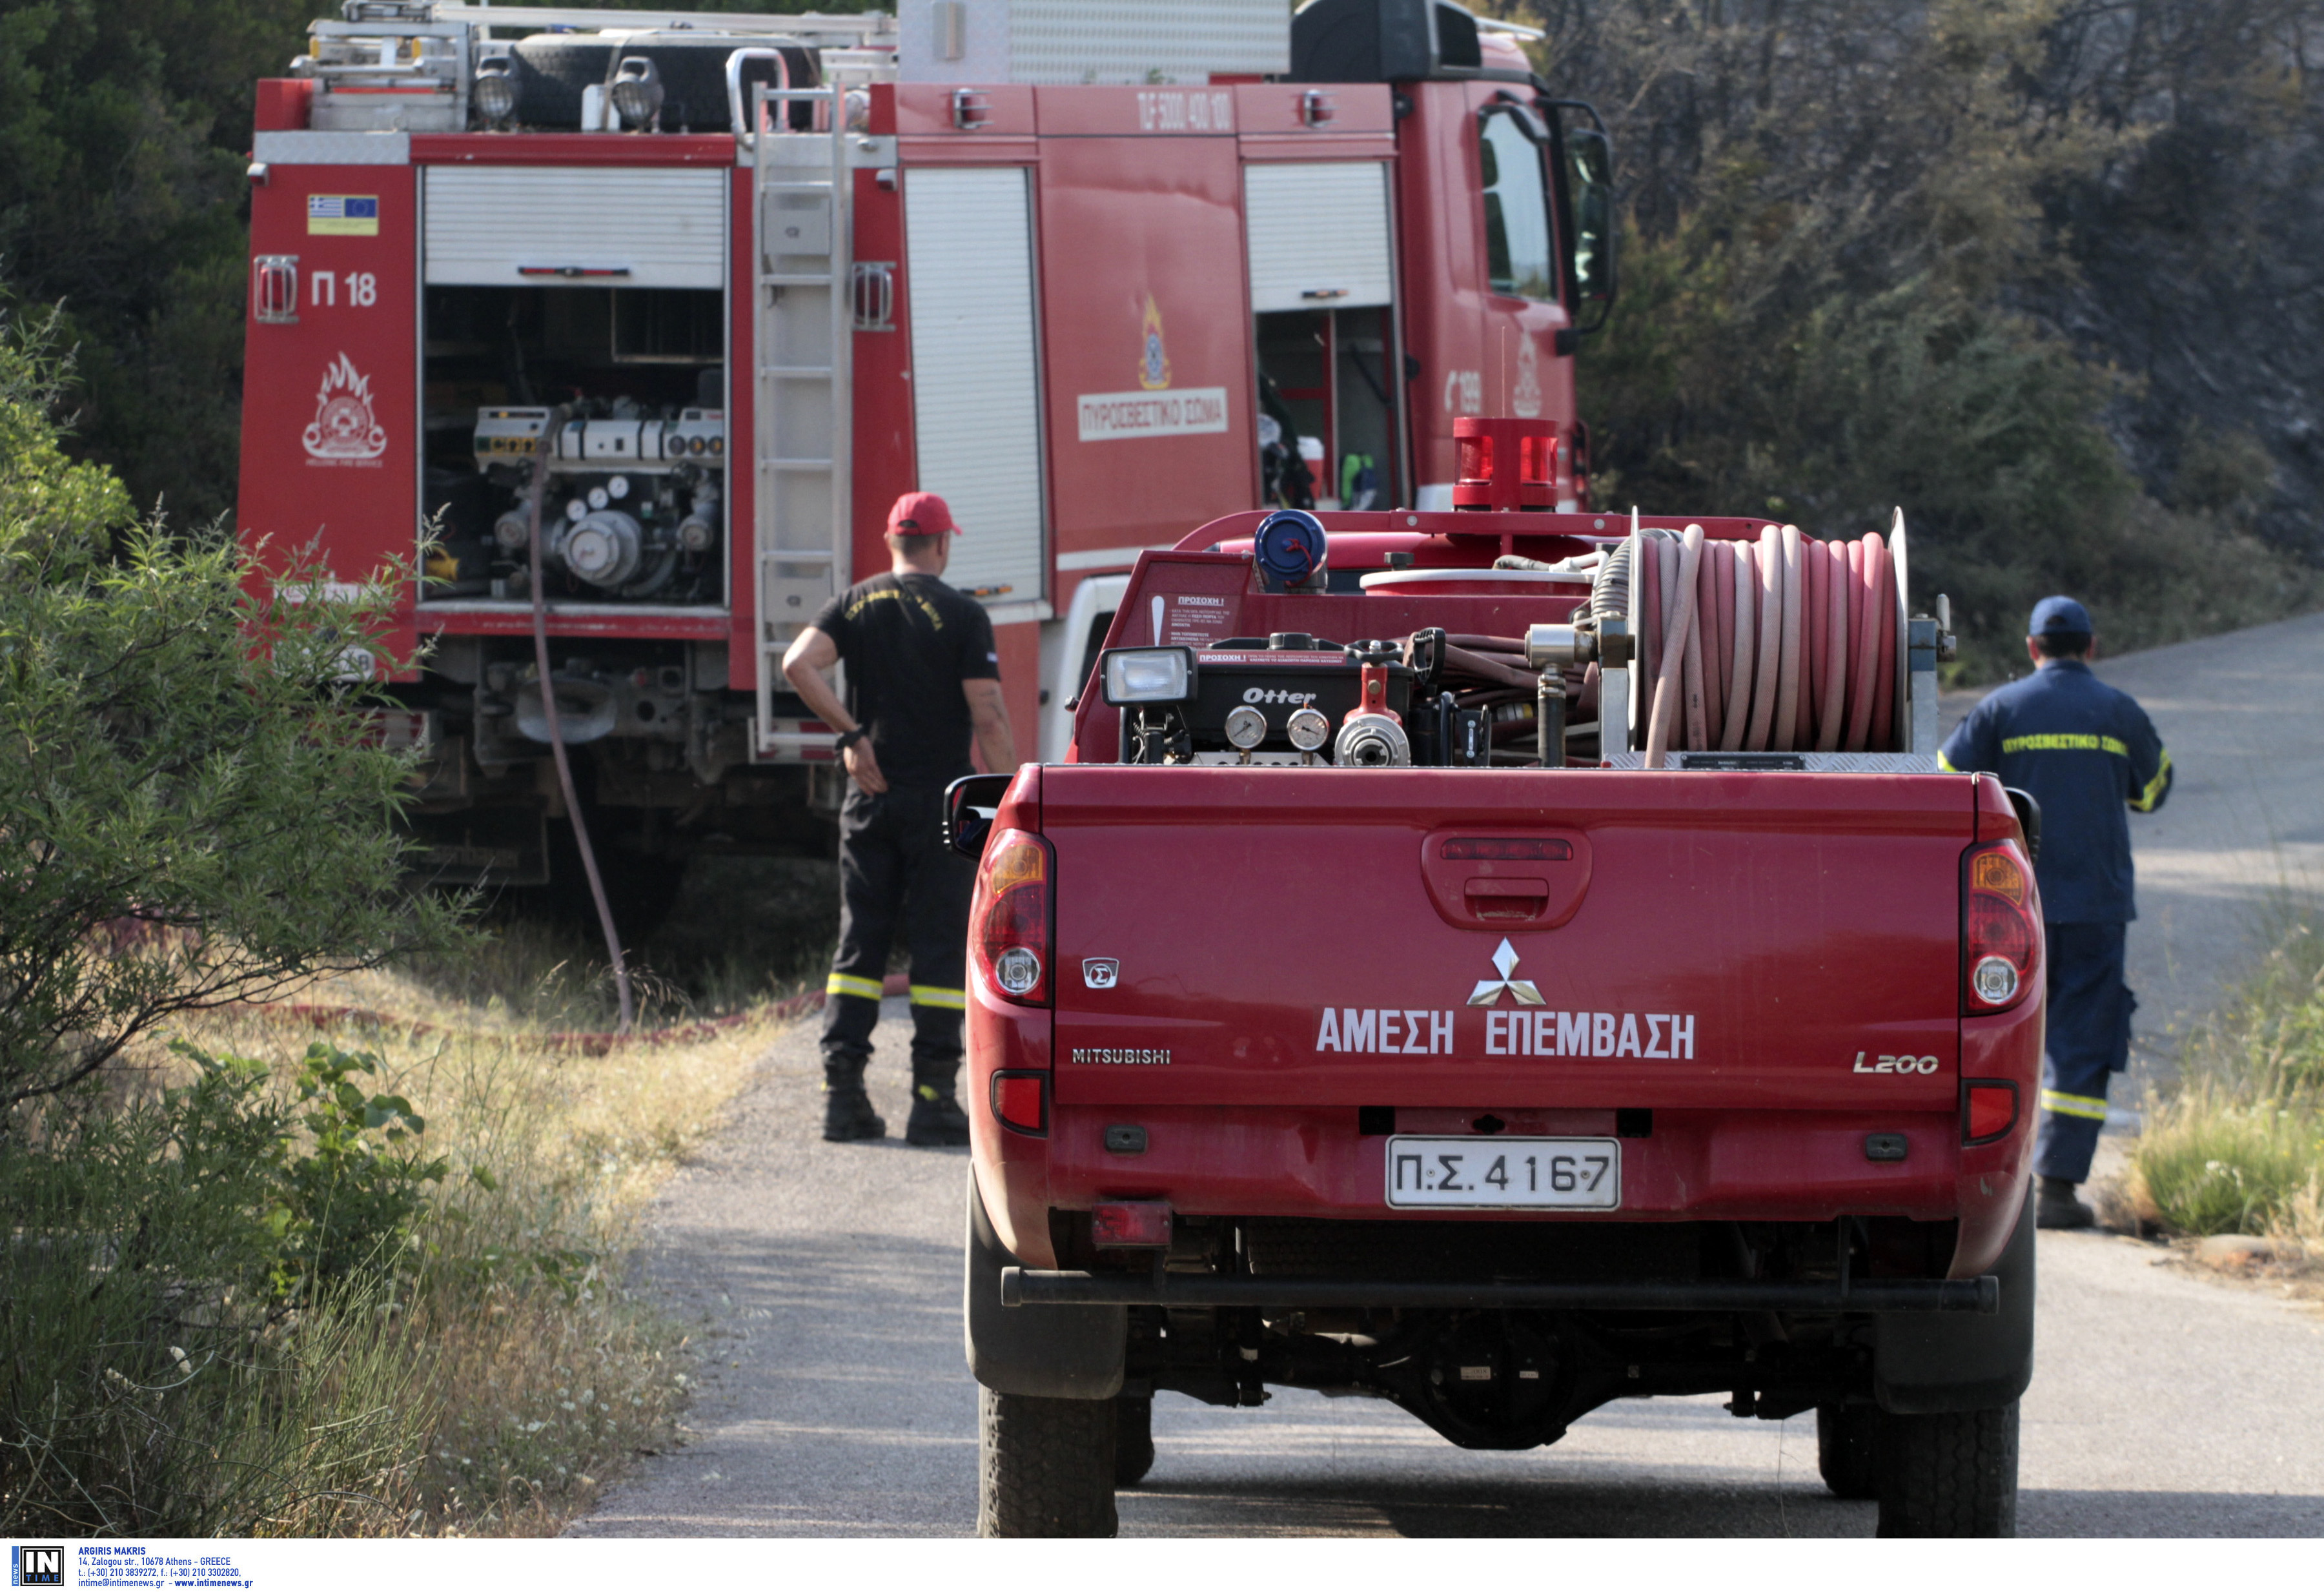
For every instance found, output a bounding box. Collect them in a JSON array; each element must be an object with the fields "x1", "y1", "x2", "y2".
[{"x1": 0, "y1": 307, "x2": 471, "y2": 1108}]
